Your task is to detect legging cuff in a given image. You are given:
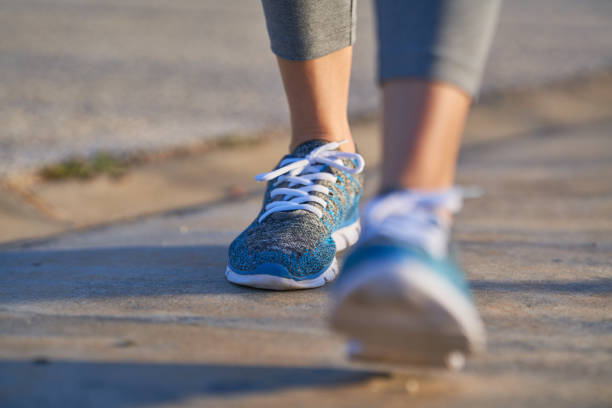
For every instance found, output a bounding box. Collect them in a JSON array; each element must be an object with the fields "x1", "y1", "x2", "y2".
[
  {"x1": 378, "y1": 50, "x2": 484, "y2": 96},
  {"x1": 270, "y1": 28, "x2": 355, "y2": 61},
  {"x1": 262, "y1": 0, "x2": 356, "y2": 61}
]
